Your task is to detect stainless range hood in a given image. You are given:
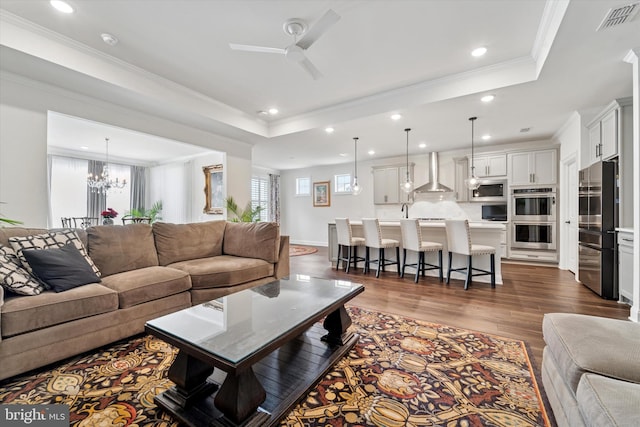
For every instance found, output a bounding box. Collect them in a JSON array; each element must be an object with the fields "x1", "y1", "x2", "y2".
[{"x1": 413, "y1": 152, "x2": 453, "y2": 193}]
